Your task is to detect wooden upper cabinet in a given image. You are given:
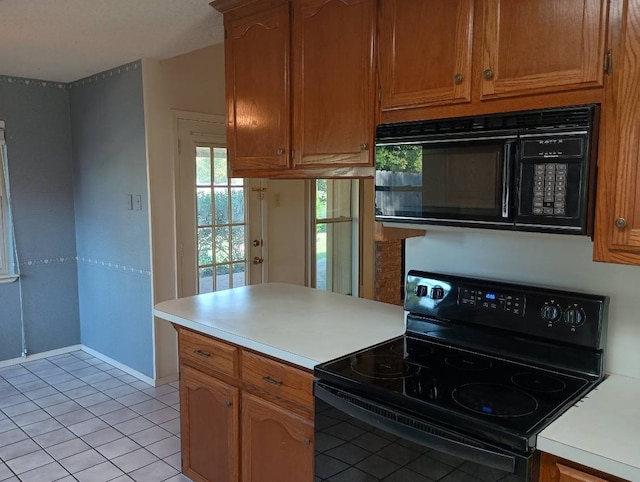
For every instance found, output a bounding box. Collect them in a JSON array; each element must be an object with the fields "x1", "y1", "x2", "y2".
[
  {"x1": 594, "y1": 0, "x2": 640, "y2": 264},
  {"x1": 479, "y1": 0, "x2": 608, "y2": 100},
  {"x1": 292, "y1": 0, "x2": 376, "y2": 168},
  {"x1": 379, "y1": 0, "x2": 474, "y2": 111},
  {"x1": 224, "y1": 1, "x2": 291, "y2": 175}
]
